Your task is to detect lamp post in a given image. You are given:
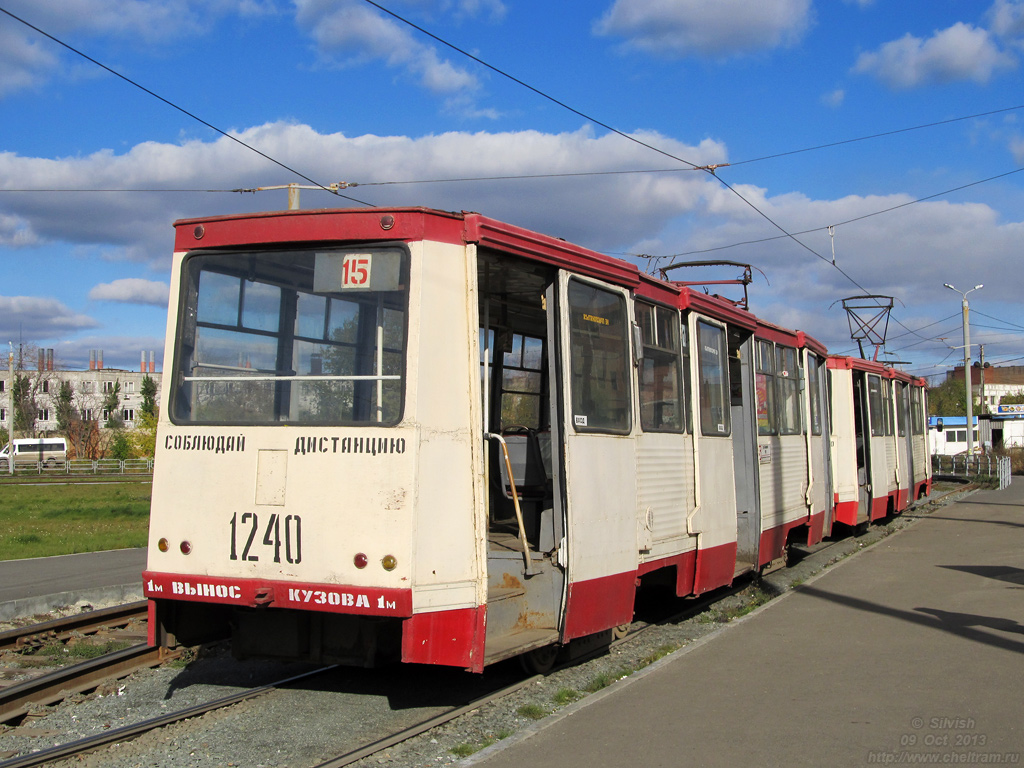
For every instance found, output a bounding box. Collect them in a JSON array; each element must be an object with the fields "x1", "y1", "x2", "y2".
[
  {"x1": 6, "y1": 342, "x2": 12, "y2": 475},
  {"x1": 943, "y1": 283, "x2": 983, "y2": 454}
]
